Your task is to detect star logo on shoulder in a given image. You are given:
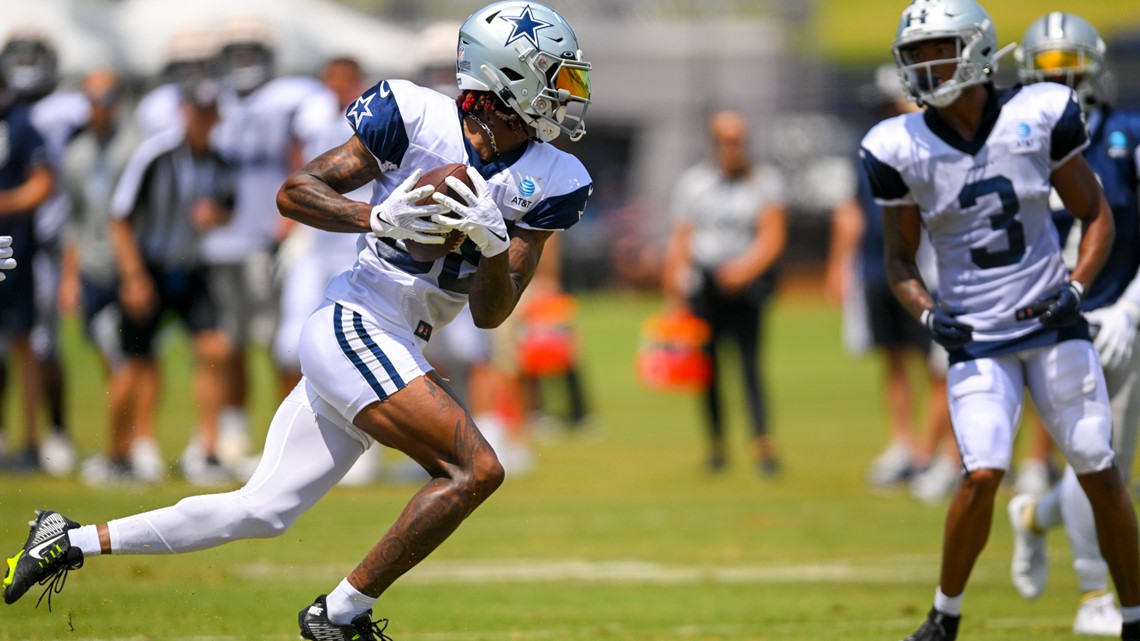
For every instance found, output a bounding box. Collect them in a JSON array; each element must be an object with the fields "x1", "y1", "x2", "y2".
[
  {"x1": 347, "y1": 92, "x2": 376, "y2": 130},
  {"x1": 500, "y1": 5, "x2": 553, "y2": 49}
]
